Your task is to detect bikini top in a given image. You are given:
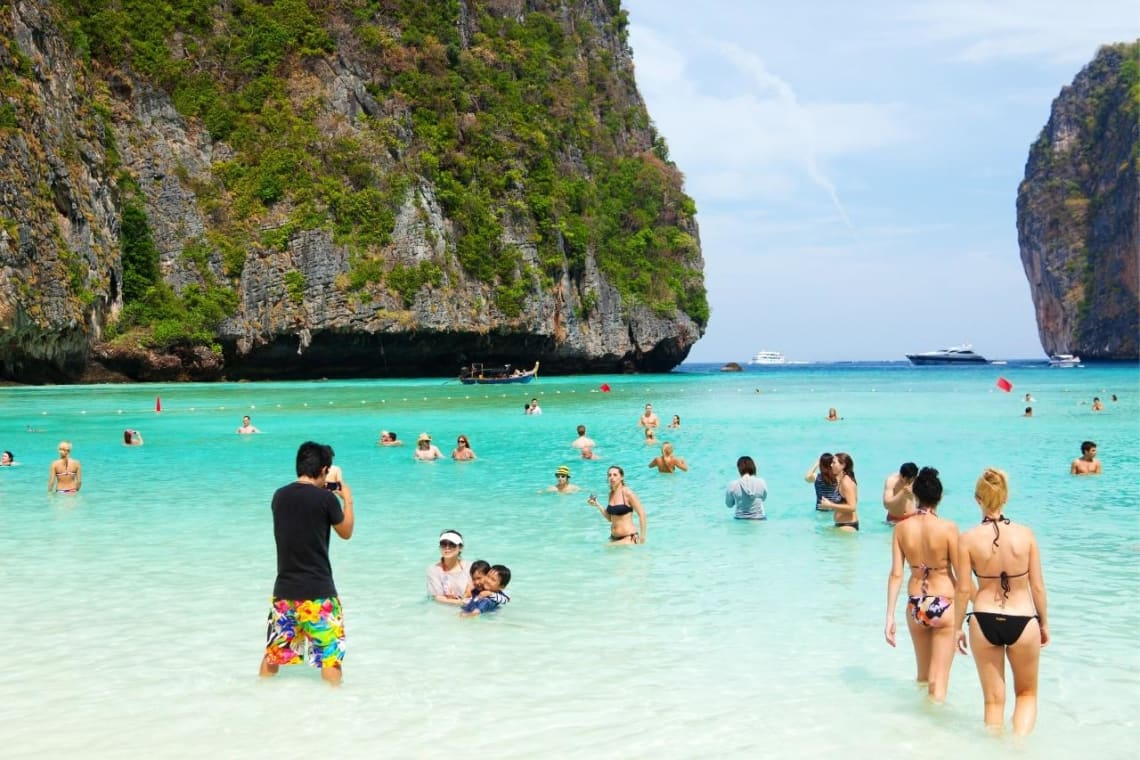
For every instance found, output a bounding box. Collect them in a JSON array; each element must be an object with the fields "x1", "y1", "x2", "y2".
[
  {"x1": 911, "y1": 563, "x2": 947, "y2": 596},
  {"x1": 976, "y1": 514, "x2": 1027, "y2": 600},
  {"x1": 606, "y1": 493, "x2": 633, "y2": 516}
]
